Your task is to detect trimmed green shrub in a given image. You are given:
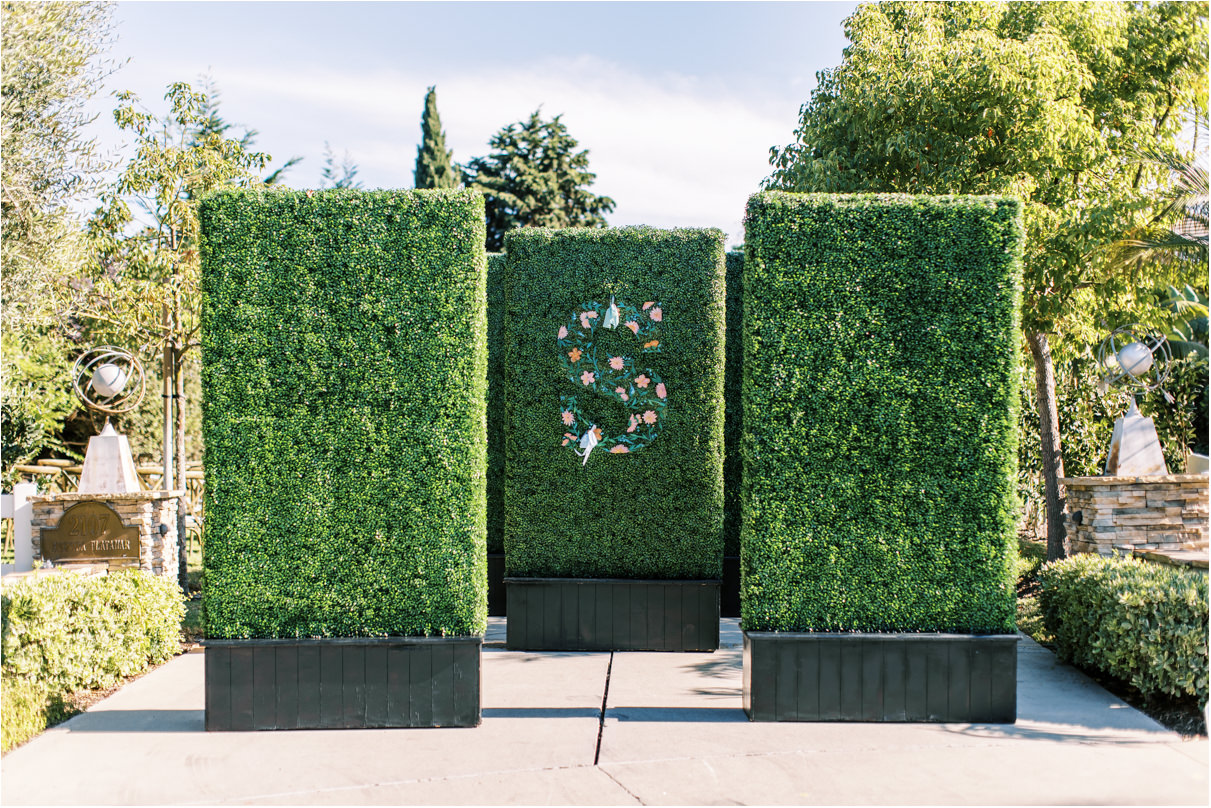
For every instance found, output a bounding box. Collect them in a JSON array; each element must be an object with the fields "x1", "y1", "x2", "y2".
[
  {"x1": 1, "y1": 570, "x2": 184, "y2": 692},
  {"x1": 199, "y1": 188, "x2": 488, "y2": 639},
  {"x1": 1039, "y1": 554, "x2": 1209, "y2": 705},
  {"x1": 1, "y1": 674, "x2": 49, "y2": 753},
  {"x1": 742, "y1": 192, "x2": 1024, "y2": 633},
  {"x1": 503, "y1": 226, "x2": 726, "y2": 579},
  {"x1": 487, "y1": 252, "x2": 506, "y2": 555},
  {"x1": 723, "y1": 249, "x2": 744, "y2": 557}
]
